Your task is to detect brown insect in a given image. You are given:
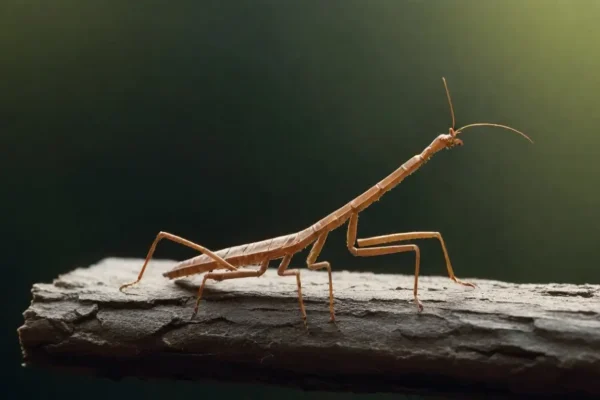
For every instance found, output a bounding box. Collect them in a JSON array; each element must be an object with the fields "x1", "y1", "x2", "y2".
[{"x1": 119, "y1": 77, "x2": 533, "y2": 328}]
